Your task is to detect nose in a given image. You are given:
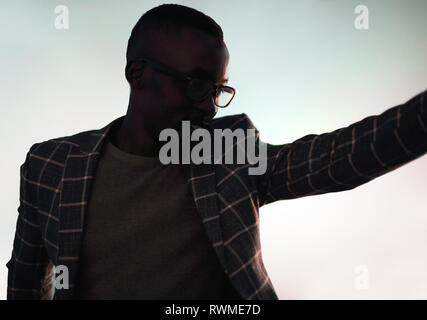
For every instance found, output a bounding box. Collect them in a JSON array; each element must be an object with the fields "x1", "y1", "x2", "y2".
[{"x1": 192, "y1": 95, "x2": 218, "y2": 122}]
